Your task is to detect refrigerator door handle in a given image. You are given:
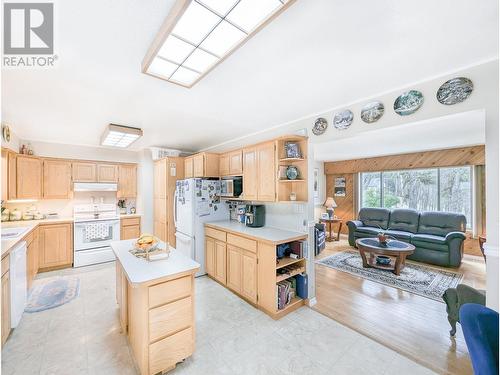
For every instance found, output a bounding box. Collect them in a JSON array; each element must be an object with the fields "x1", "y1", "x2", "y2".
[{"x1": 173, "y1": 189, "x2": 178, "y2": 229}]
